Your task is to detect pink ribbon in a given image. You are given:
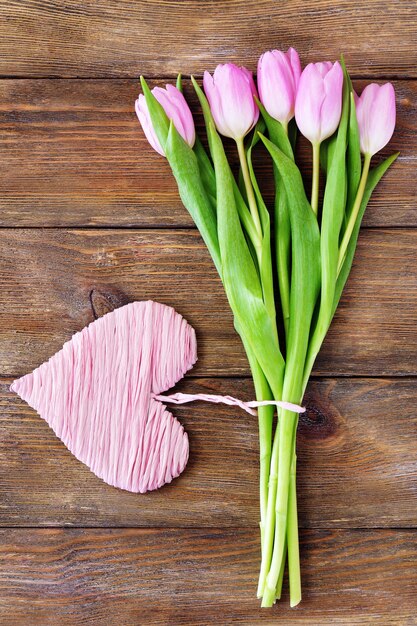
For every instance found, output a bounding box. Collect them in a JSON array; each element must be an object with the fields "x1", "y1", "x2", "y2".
[{"x1": 153, "y1": 392, "x2": 305, "y2": 416}]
